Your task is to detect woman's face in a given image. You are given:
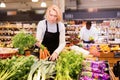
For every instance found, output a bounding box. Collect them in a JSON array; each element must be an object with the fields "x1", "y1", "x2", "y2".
[{"x1": 48, "y1": 9, "x2": 57, "y2": 23}]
